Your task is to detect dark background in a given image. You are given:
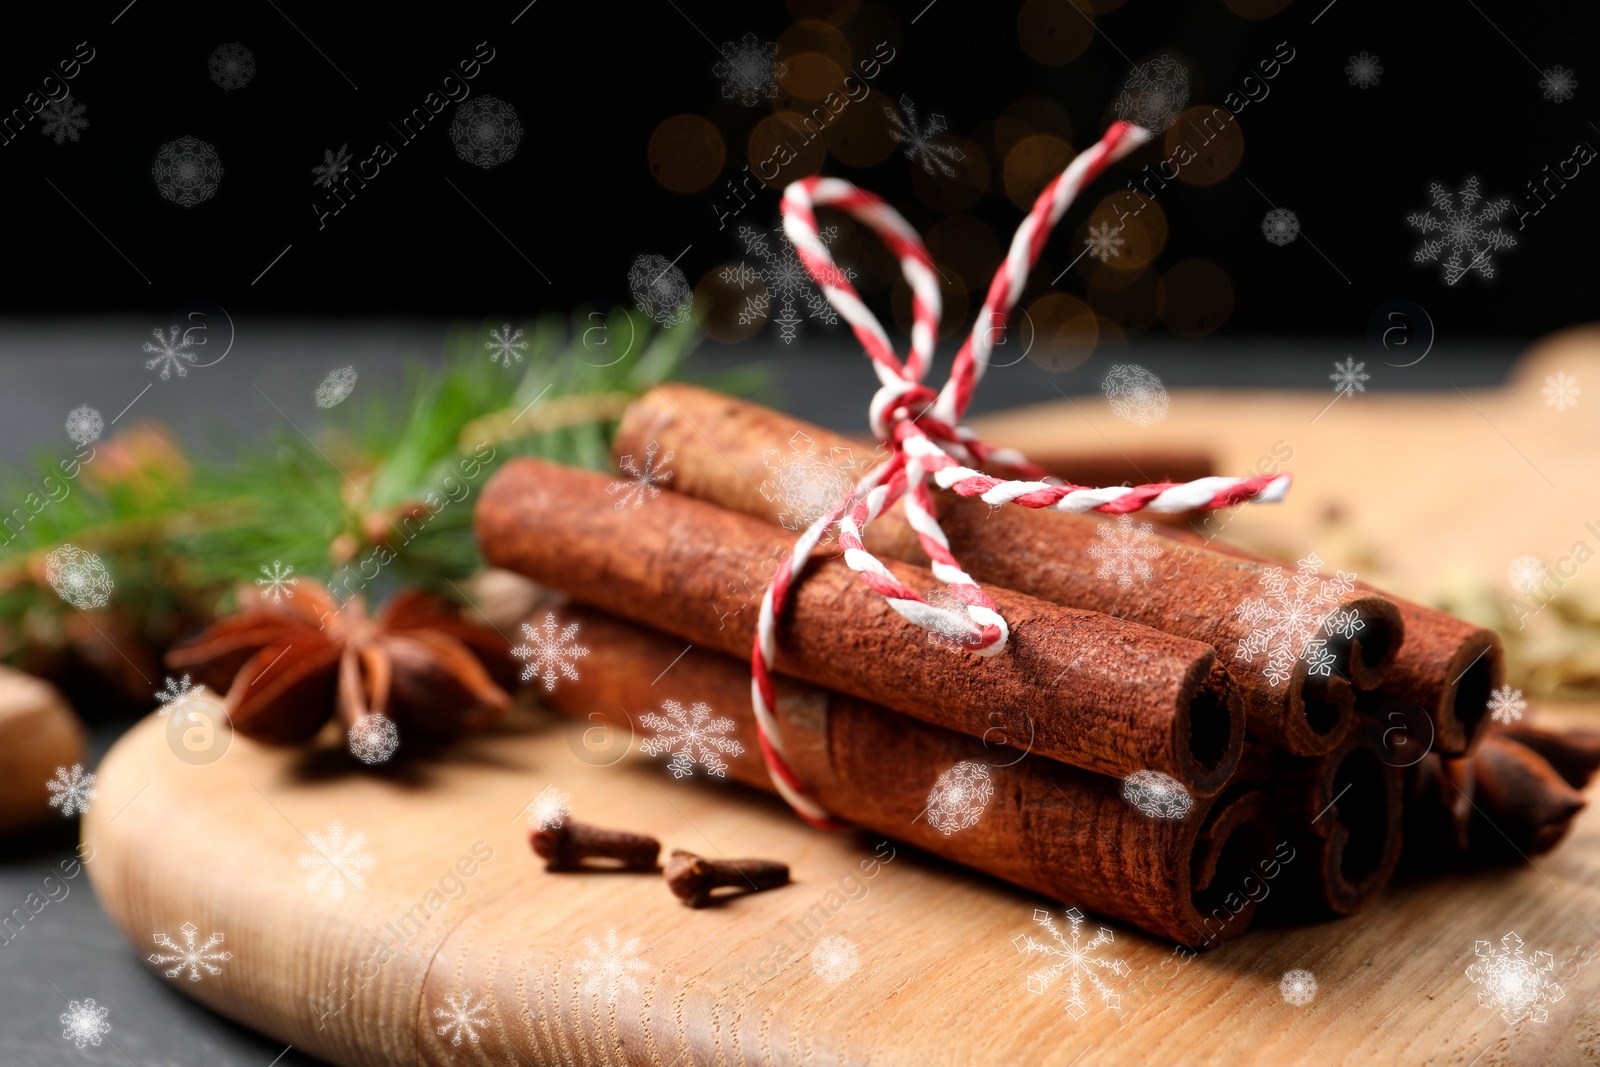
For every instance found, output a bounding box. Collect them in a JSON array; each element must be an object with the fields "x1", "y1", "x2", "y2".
[
  {"x1": 4, "y1": 0, "x2": 1595, "y2": 340},
  {"x1": 2, "y1": 2, "x2": 1596, "y2": 1064}
]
